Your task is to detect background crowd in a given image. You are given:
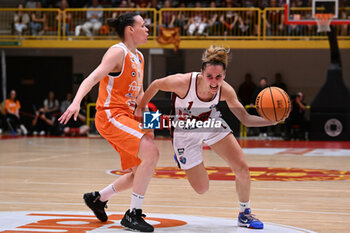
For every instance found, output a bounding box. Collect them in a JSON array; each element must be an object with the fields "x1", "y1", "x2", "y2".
[
  {"x1": 0, "y1": 90, "x2": 90, "y2": 137},
  {"x1": 11, "y1": 0, "x2": 350, "y2": 37}
]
